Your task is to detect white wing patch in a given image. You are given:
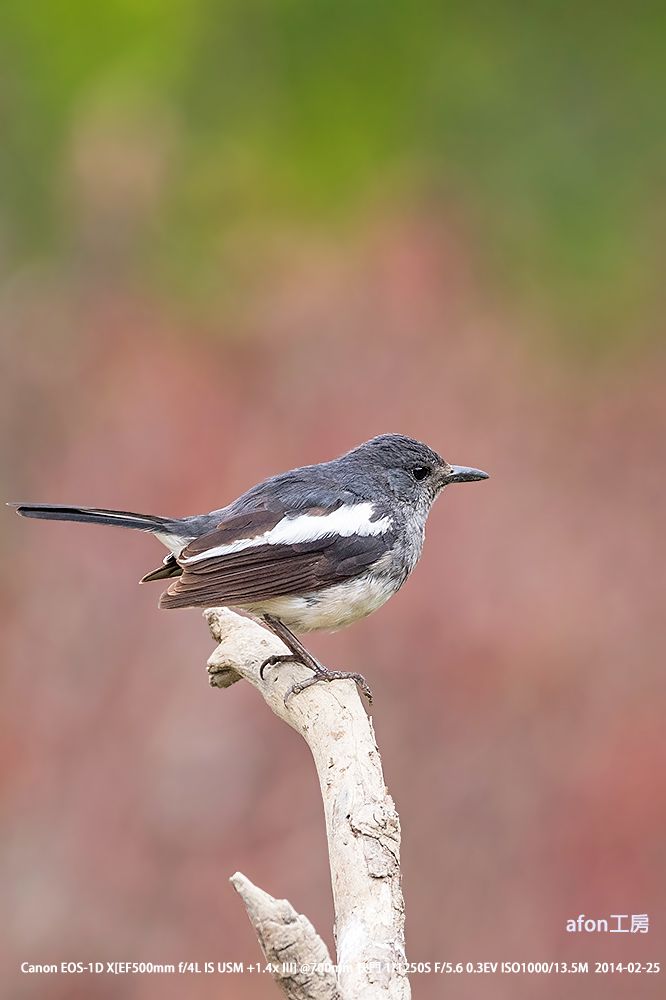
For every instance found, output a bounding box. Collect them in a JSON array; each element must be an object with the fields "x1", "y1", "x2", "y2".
[{"x1": 180, "y1": 502, "x2": 392, "y2": 565}]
